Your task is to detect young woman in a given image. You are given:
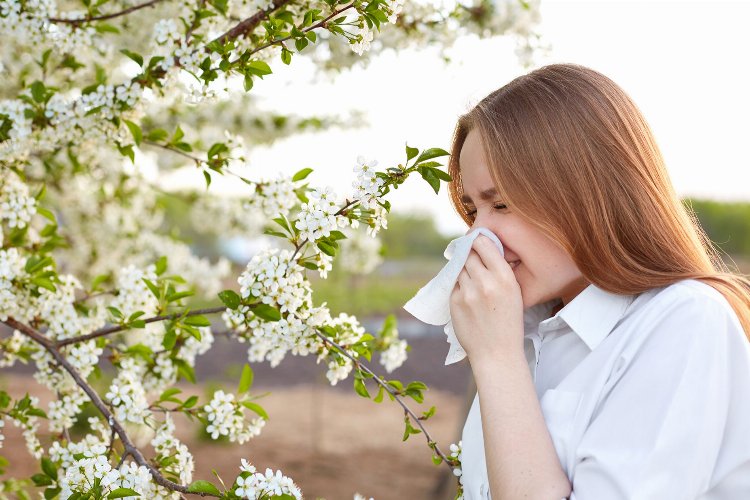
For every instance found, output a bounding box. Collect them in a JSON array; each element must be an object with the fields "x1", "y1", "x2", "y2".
[{"x1": 447, "y1": 63, "x2": 750, "y2": 500}]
